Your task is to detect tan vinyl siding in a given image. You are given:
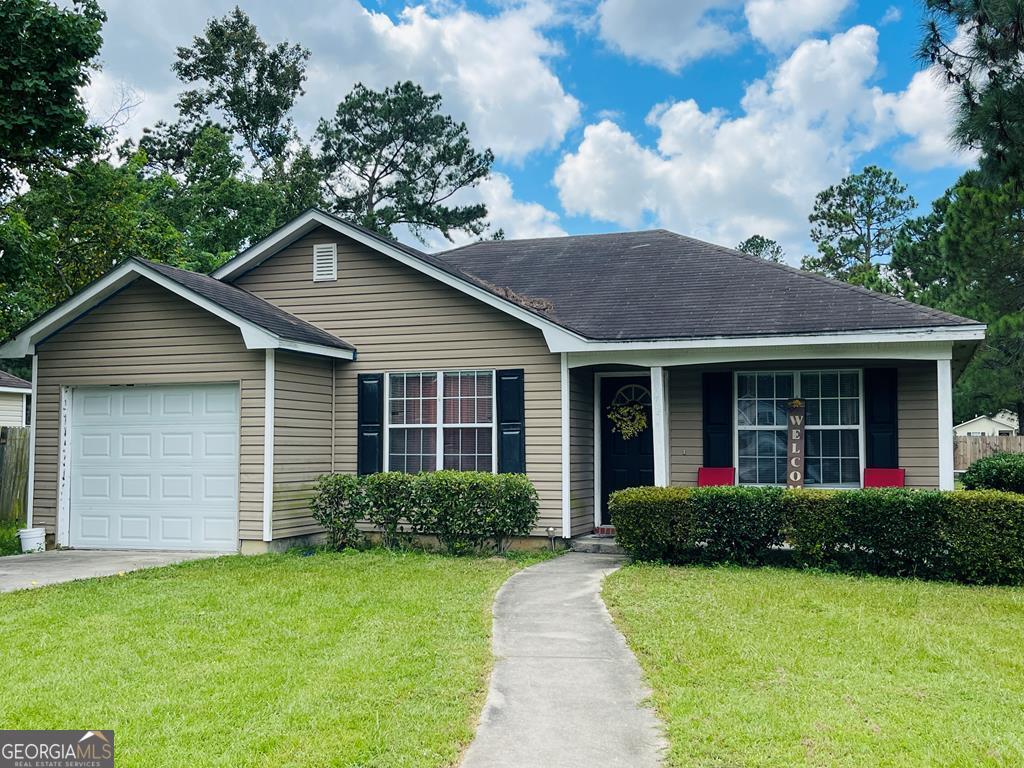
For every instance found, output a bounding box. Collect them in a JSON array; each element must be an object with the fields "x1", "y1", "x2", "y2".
[
  {"x1": 569, "y1": 367, "x2": 594, "y2": 536},
  {"x1": 898, "y1": 362, "x2": 939, "y2": 489},
  {"x1": 669, "y1": 367, "x2": 702, "y2": 487},
  {"x1": 32, "y1": 279, "x2": 266, "y2": 541},
  {"x1": 272, "y1": 351, "x2": 334, "y2": 538},
  {"x1": 0, "y1": 392, "x2": 25, "y2": 426},
  {"x1": 234, "y1": 226, "x2": 563, "y2": 535}
]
